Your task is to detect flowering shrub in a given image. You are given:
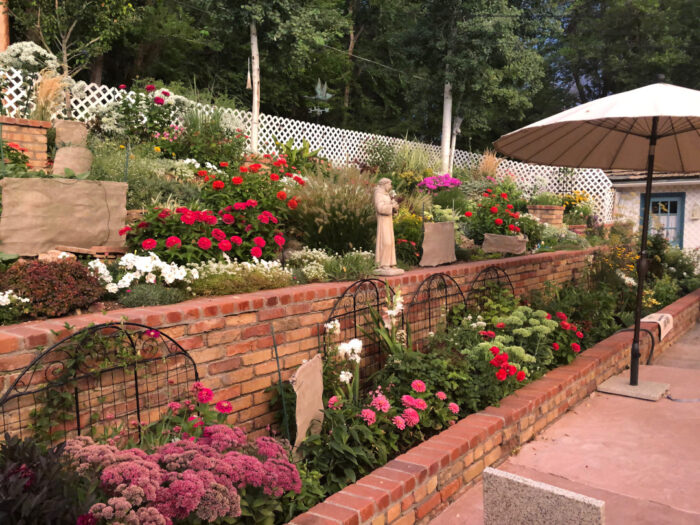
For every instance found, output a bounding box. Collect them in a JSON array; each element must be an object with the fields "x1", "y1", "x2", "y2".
[
  {"x1": 562, "y1": 190, "x2": 593, "y2": 224},
  {"x1": 0, "y1": 289, "x2": 32, "y2": 324},
  {"x1": 417, "y1": 173, "x2": 461, "y2": 192},
  {"x1": 89, "y1": 253, "x2": 197, "y2": 294},
  {"x1": 187, "y1": 254, "x2": 293, "y2": 296},
  {"x1": 2, "y1": 141, "x2": 29, "y2": 166},
  {"x1": 0, "y1": 260, "x2": 103, "y2": 318},
  {"x1": 462, "y1": 186, "x2": 523, "y2": 244}
]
